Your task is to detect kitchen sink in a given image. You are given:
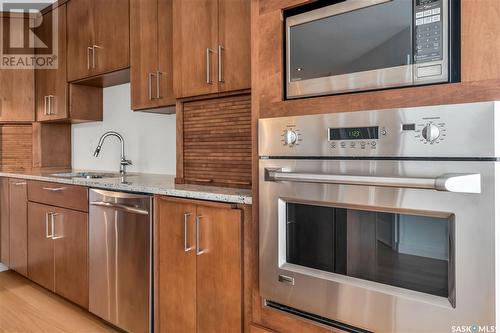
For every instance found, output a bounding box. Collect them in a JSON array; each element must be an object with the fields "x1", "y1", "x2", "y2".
[{"x1": 50, "y1": 172, "x2": 122, "y2": 179}]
